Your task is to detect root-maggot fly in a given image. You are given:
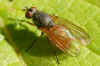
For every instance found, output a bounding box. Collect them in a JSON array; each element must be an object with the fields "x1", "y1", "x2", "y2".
[{"x1": 25, "y1": 7, "x2": 90, "y2": 56}]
